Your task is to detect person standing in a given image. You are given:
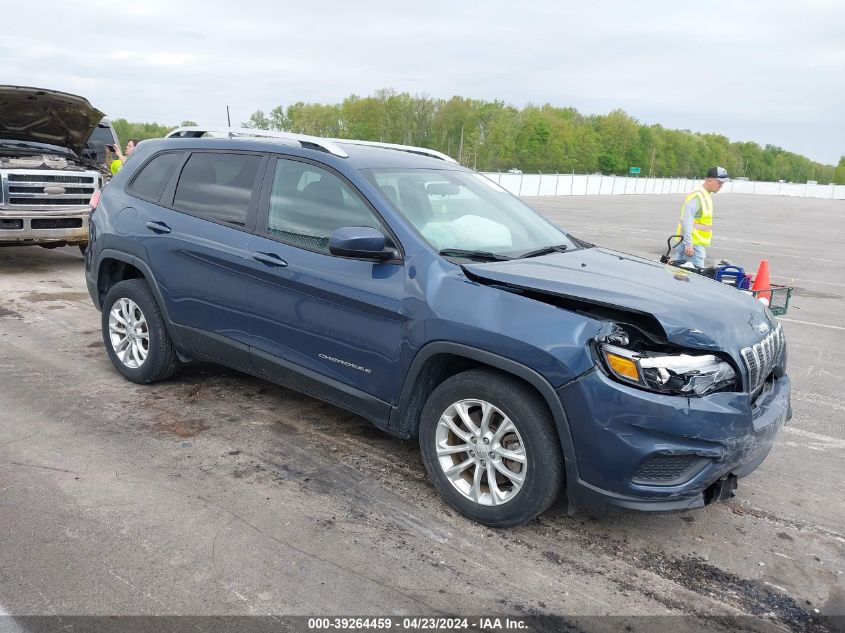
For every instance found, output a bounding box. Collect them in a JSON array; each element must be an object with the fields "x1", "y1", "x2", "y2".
[
  {"x1": 105, "y1": 138, "x2": 140, "y2": 175},
  {"x1": 673, "y1": 166, "x2": 730, "y2": 267}
]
